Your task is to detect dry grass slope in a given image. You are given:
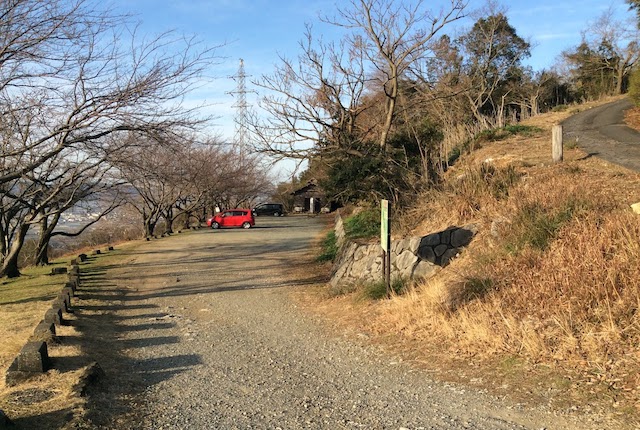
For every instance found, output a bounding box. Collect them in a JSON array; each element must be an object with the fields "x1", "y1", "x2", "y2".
[{"x1": 363, "y1": 97, "x2": 640, "y2": 424}]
